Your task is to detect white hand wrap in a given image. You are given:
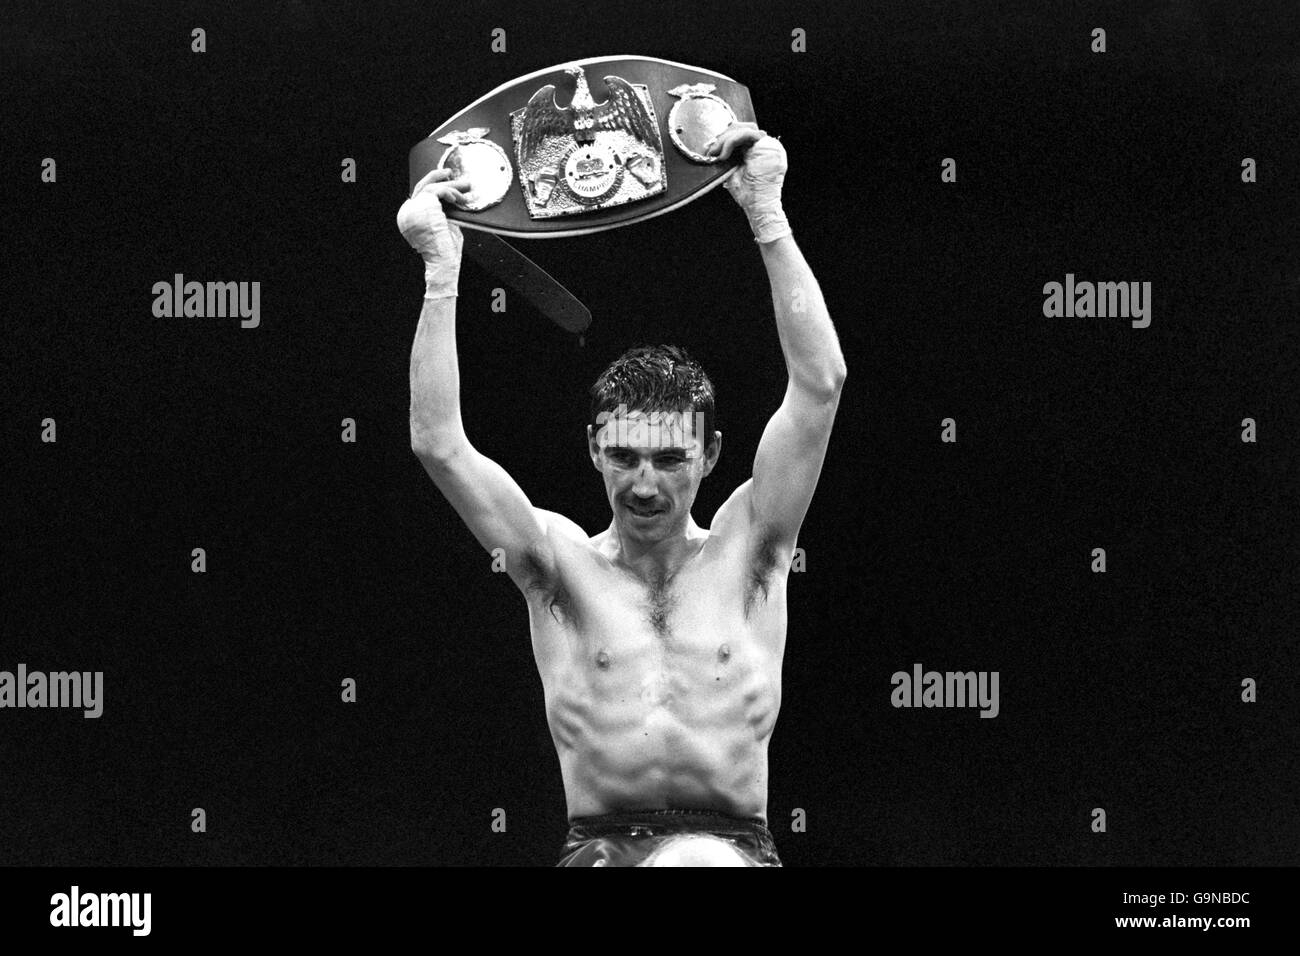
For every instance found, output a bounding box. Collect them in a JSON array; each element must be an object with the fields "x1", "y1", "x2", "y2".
[
  {"x1": 420, "y1": 223, "x2": 464, "y2": 300},
  {"x1": 396, "y1": 176, "x2": 466, "y2": 300},
  {"x1": 722, "y1": 135, "x2": 792, "y2": 244}
]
